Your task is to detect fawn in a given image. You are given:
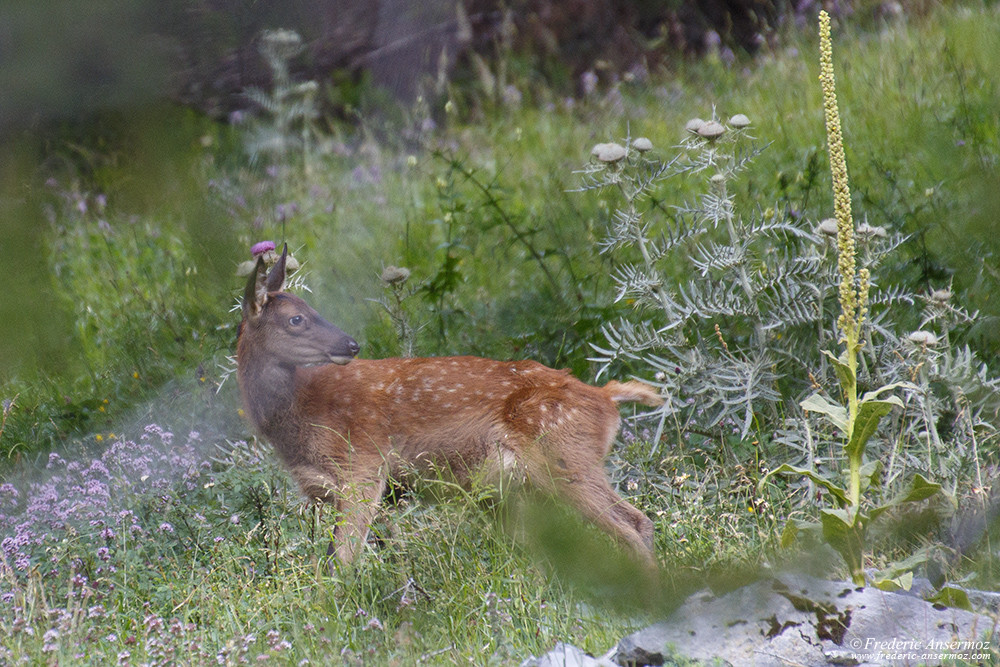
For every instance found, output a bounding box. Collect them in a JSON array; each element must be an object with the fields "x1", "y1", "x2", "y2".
[{"x1": 237, "y1": 245, "x2": 663, "y2": 567}]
